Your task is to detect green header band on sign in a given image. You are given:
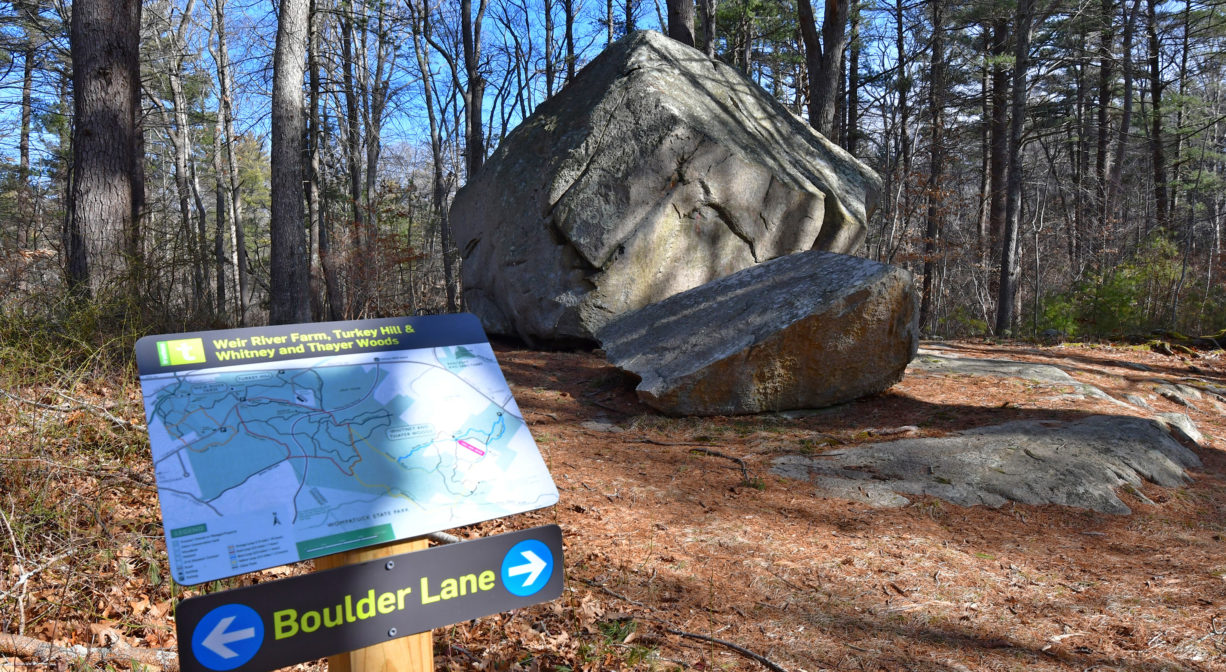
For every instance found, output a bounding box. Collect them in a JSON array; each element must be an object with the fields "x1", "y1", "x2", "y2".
[
  {"x1": 171, "y1": 524, "x2": 209, "y2": 539},
  {"x1": 296, "y1": 525, "x2": 396, "y2": 559},
  {"x1": 134, "y1": 314, "x2": 488, "y2": 375}
]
